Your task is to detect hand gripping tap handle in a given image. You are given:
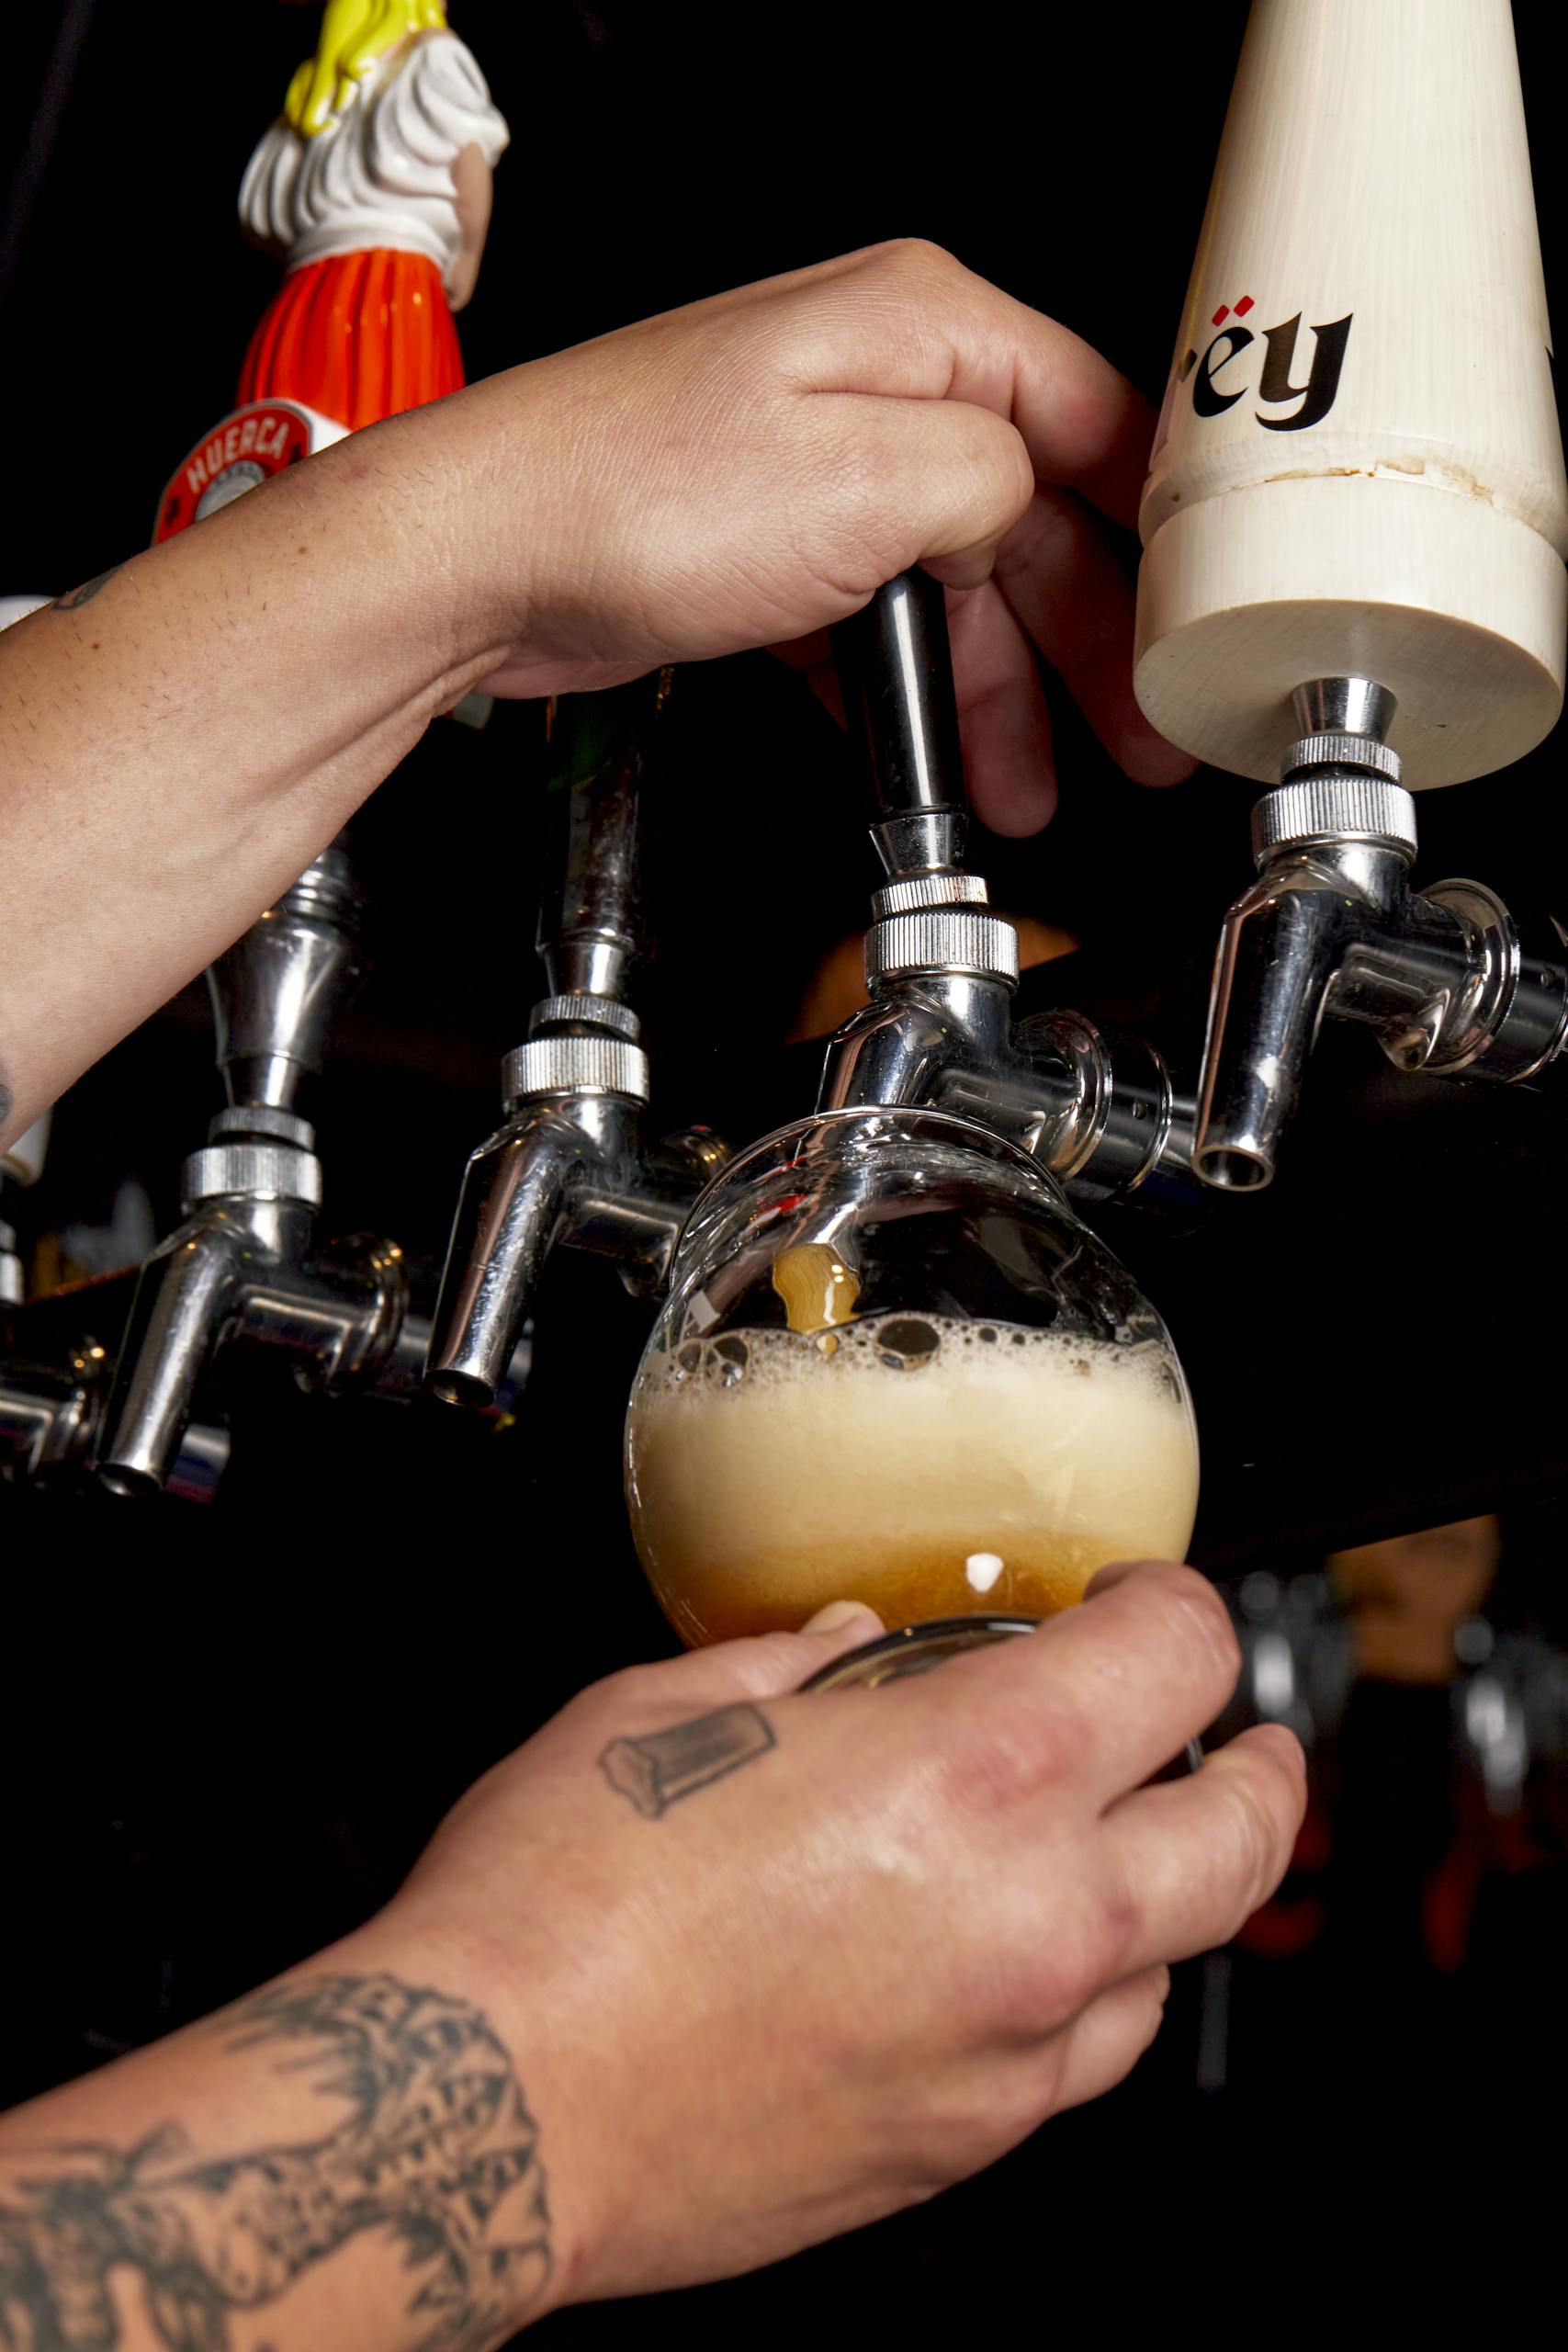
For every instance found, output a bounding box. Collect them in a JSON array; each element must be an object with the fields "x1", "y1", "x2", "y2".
[{"x1": 832, "y1": 570, "x2": 969, "y2": 879}]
